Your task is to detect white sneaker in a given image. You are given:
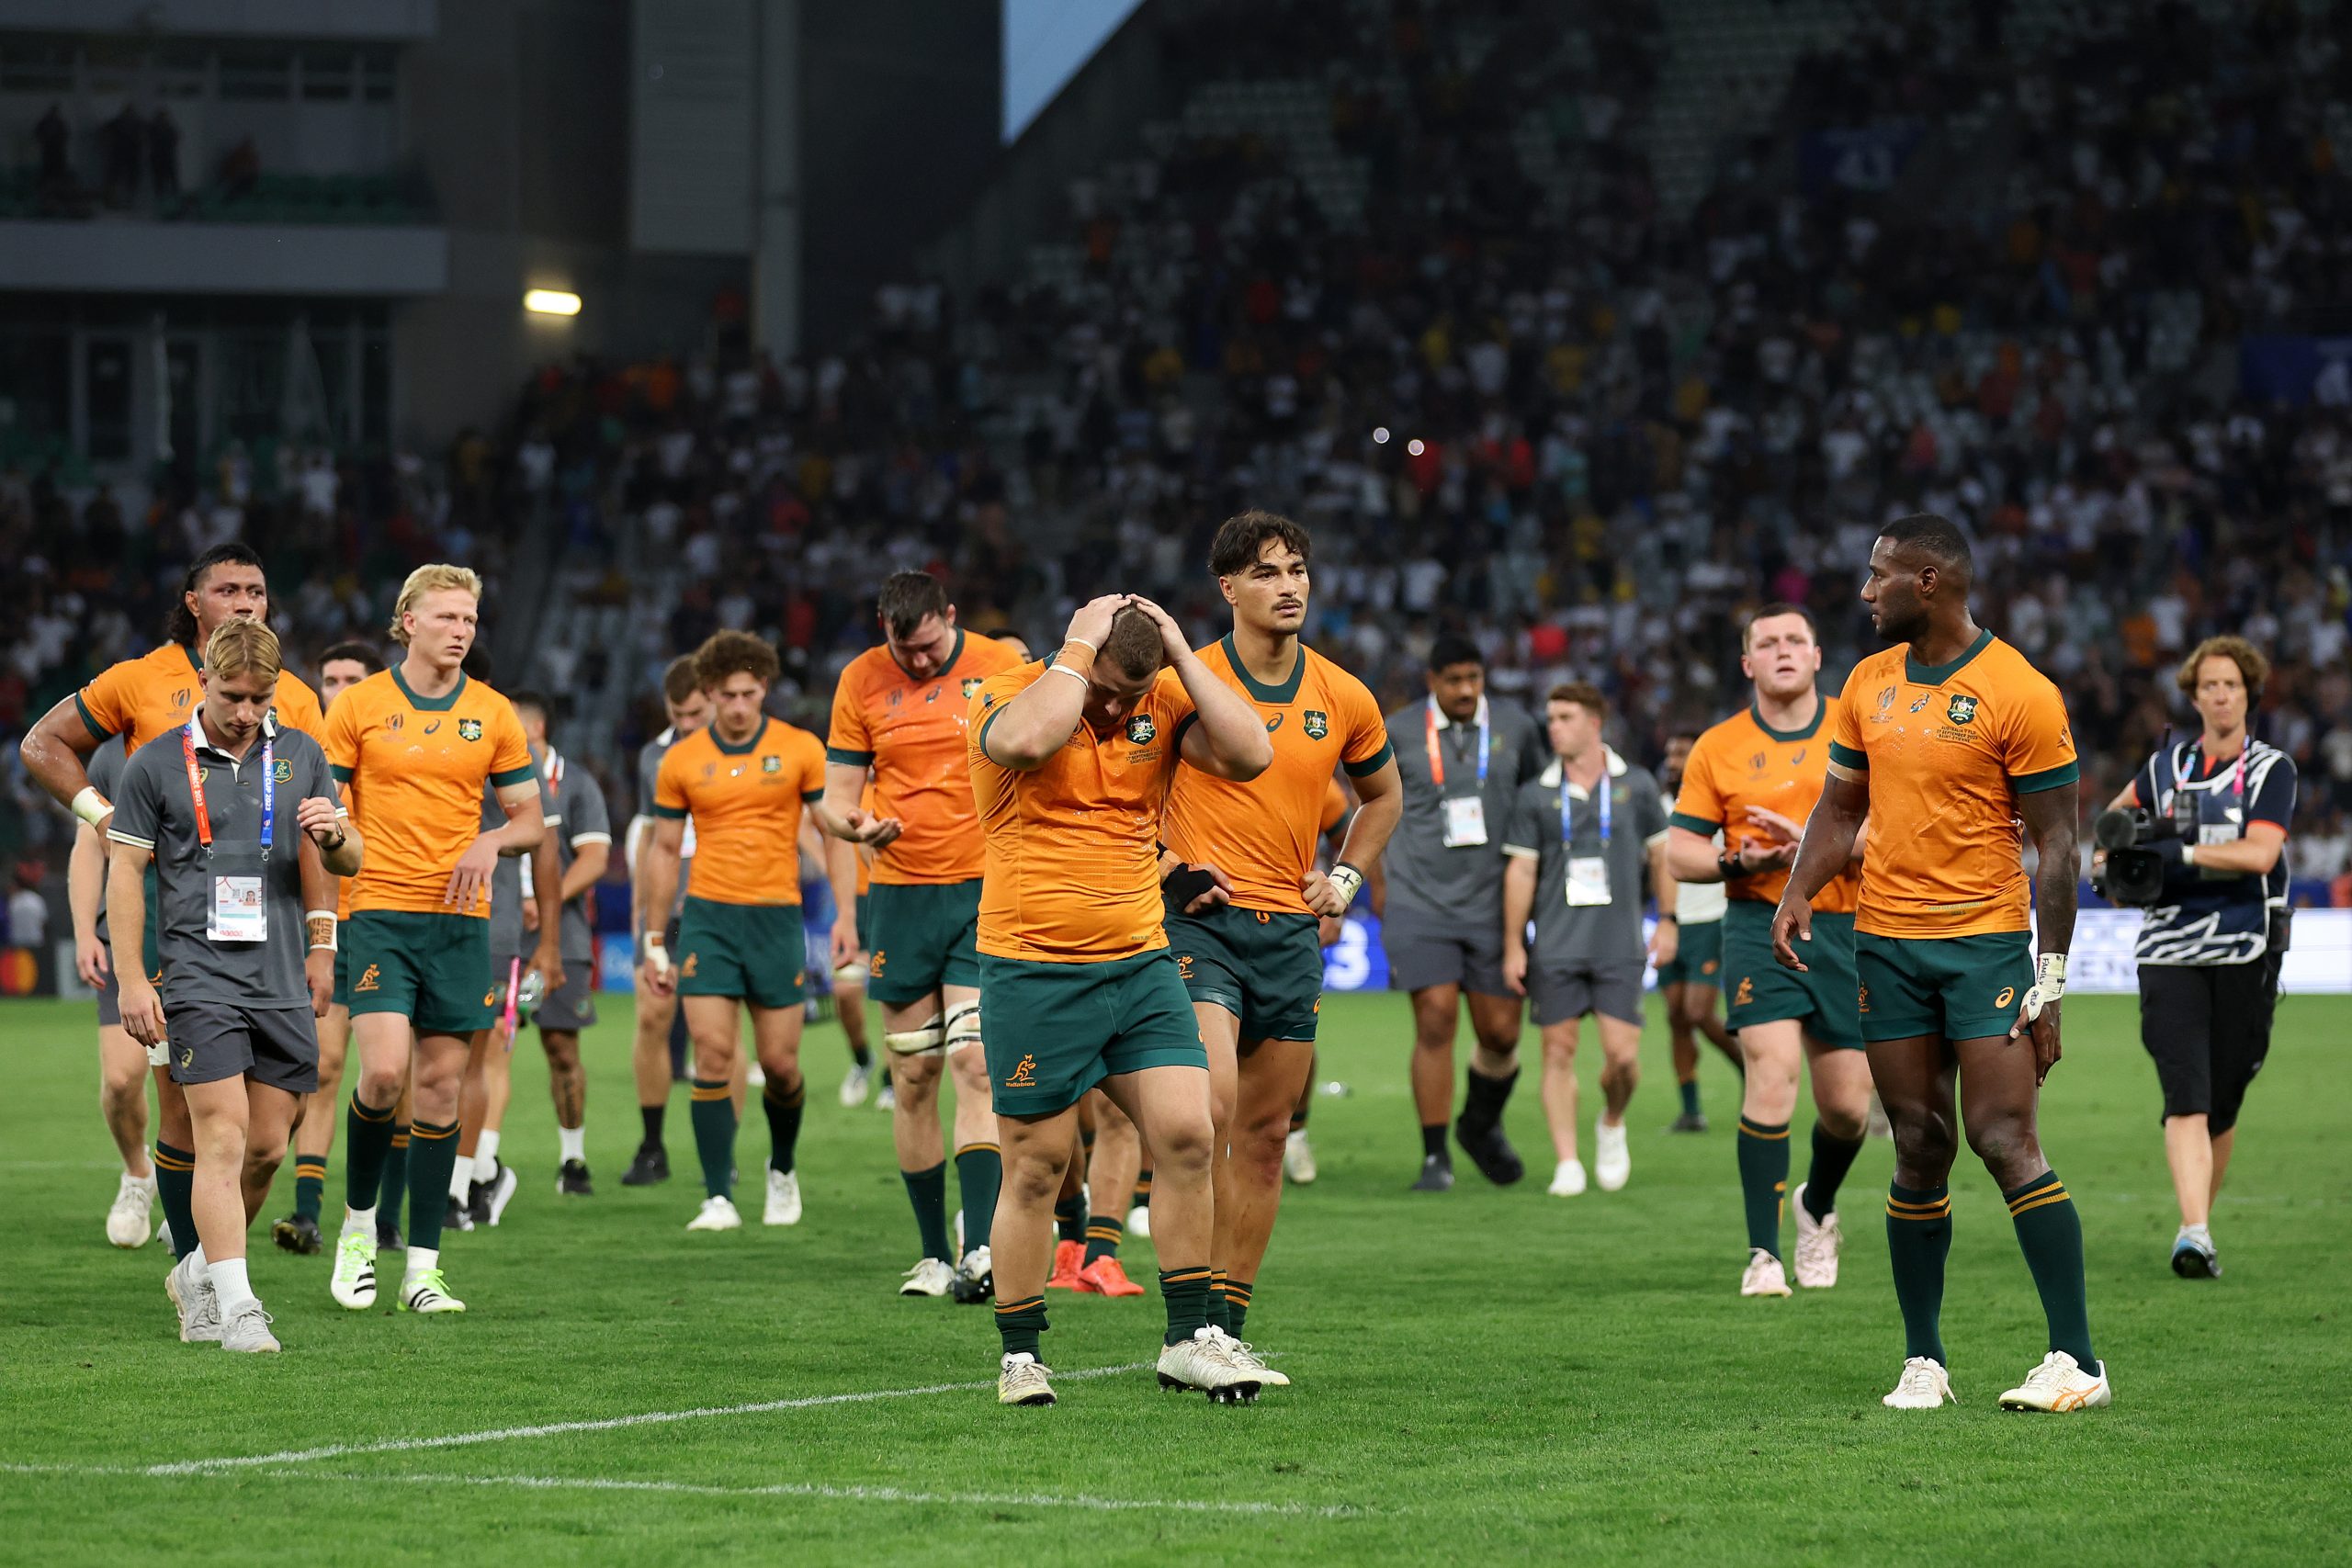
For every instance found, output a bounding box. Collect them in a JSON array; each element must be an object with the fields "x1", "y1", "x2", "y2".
[
  {"x1": 952, "y1": 1244, "x2": 993, "y2": 1304},
  {"x1": 1283, "y1": 1129, "x2": 1317, "y2": 1184},
  {"x1": 1792, "y1": 1182, "x2": 1840, "y2": 1289},
  {"x1": 839, "y1": 1062, "x2": 874, "y2": 1108},
  {"x1": 1740, "y1": 1247, "x2": 1792, "y2": 1298},
  {"x1": 1127, "y1": 1202, "x2": 1151, "y2": 1238},
  {"x1": 1593, "y1": 1119, "x2": 1631, "y2": 1191},
  {"x1": 1212, "y1": 1326, "x2": 1291, "y2": 1389},
  {"x1": 764, "y1": 1168, "x2": 802, "y2": 1226},
  {"x1": 899, "y1": 1257, "x2": 956, "y2": 1296},
  {"x1": 999, "y1": 1351, "x2": 1056, "y2": 1406},
  {"x1": 107, "y1": 1171, "x2": 156, "y2": 1248},
  {"x1": 1998, "y1": 1351, "x2": 2111, "y2": 1413},
  {"x1": 165, "y1": 1253, "x2": 222, "y2": 1342},
  {"x1": 687, "y1": 1194, "x2": 742, "y2": 1232},
  {"x1": 1547, "y1": 1158, "x2": 1587, "y2": 1197},
  {"x1": 329, "y1": 1226, "x2": 379, "y2": 1310},
  {"x1": 1883, "y1": 1356, "x2": 1957, "y2": 1409},
  {"x1": 220, "y1": 1300, "x2": 280, "y2": 1353},
  {"x1": 746, "y1": 1062, "x2": 767, "y2": 1088},
  {"x1": 1156, "y1": 1325, "x2": 1253, "y2": 1394},
  {"x1": 484, "y1": 1162, "x2": 519, "y2": 1226}
]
